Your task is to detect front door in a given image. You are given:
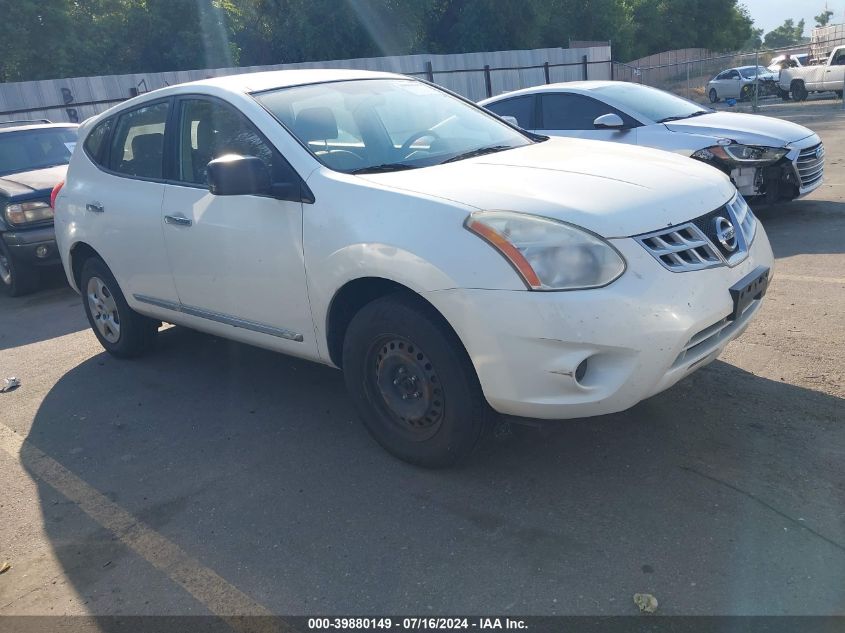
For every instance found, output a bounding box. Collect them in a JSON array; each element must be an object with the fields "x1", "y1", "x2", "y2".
[
  {"x1": 535, "y1": 93, "x2": 639, "y2": 144},
  {"x1": 160, "y1": 96, "x2": 316, "y2": 356}
]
